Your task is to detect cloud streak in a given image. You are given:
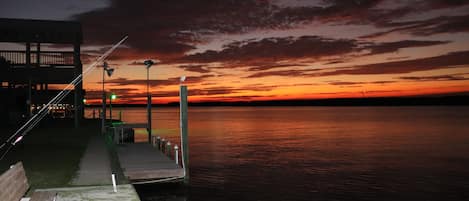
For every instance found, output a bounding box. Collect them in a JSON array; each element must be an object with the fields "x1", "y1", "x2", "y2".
[
  {"x1": 244, "y1": 50, "x2": 469, "y2": 78},
  {"x1": 103, "y1": 74, "x2": 215, "y2": 87},
  {"x1": 398, "y1": 73, "x2": 469, "y2": 82}
]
